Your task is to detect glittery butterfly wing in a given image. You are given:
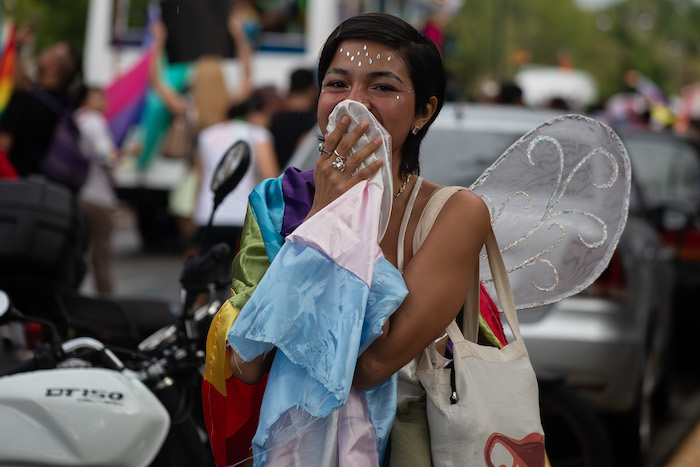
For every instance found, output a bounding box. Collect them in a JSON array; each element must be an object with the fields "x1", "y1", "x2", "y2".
[{"x1": 469, "y1": 114, "x2": 632, "y2": 310}]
